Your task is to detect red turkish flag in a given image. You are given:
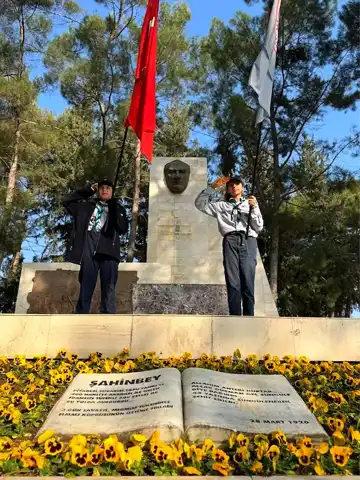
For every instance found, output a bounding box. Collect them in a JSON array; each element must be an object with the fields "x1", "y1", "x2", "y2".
[{"x1": 124, "y1": 0, "x2": 159, "y2": 162}]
